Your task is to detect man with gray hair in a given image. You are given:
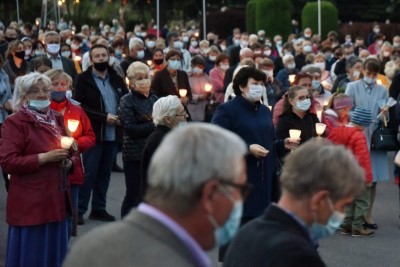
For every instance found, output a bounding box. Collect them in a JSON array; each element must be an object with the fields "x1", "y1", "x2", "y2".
[
  {"x1": 276, "y1": 54, "x2": 299, "y2": 90},
  {"x1": 39, "y1": 31, "x2": 77, "y2": 83},
  {"x1": 63, "y1": 123, "x2": 250, "y2": 267},
  {"x1": 120, "y1": 37, "x2": 145, "y2": 74},
  {"x1": 141, "y1": 95, "x2": 187, "y2": 195},
  {"x1": 224, "y1": 139, "x2": 365, "y2": 267}
]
